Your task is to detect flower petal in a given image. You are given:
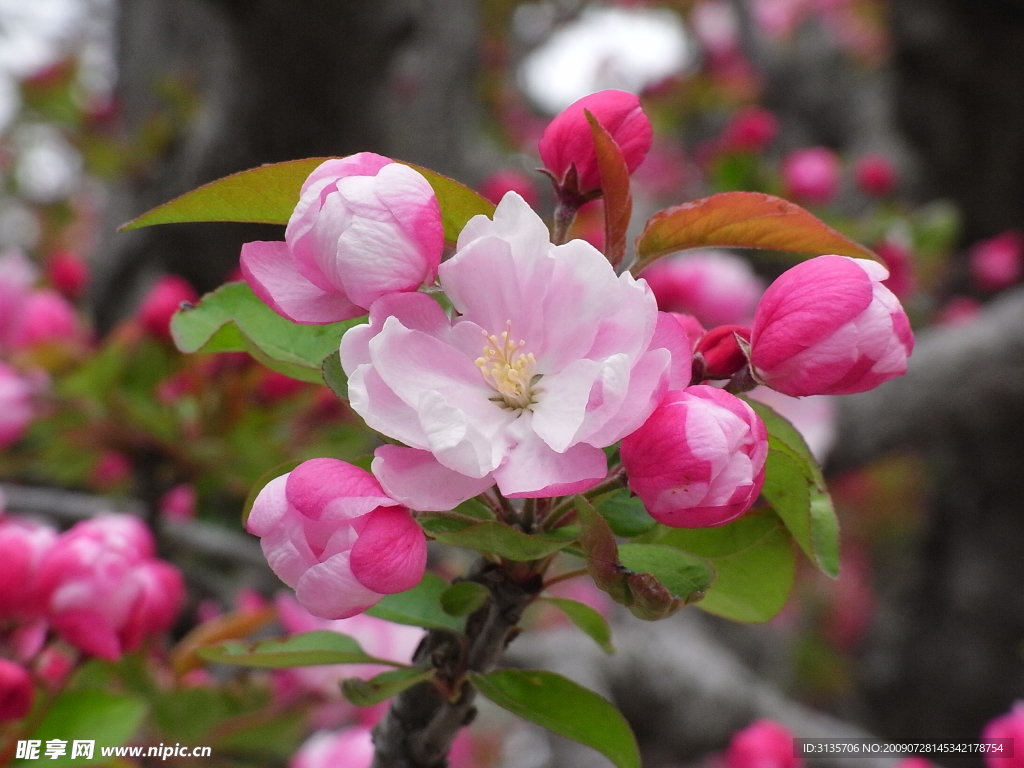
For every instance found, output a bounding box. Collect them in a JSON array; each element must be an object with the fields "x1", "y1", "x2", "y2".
[
  {"x1": 350, "y1": 507, "x2": 426, "y2": 594},
  {"x1": 372, "y1": 445, "x2": 494, "y2": 511}
]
